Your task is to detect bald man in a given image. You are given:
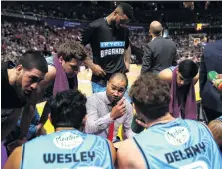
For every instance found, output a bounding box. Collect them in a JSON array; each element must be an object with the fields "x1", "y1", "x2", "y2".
[
  {"x1": 85, "y1": 72, "x2": 134, "y2": 142},
  {"x1": 141, "y1": 21, "x2": 177, "y2": 74}
]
